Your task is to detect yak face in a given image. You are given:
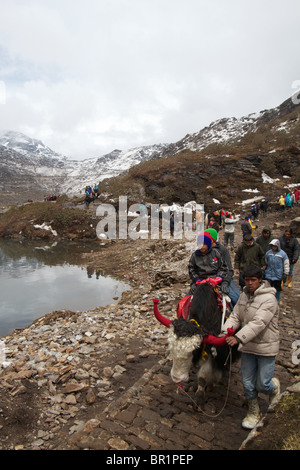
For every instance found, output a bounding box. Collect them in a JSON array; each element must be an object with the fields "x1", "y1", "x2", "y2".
[{"x1": 167, "y1": 319, "x2": 203, "y2": 383}]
